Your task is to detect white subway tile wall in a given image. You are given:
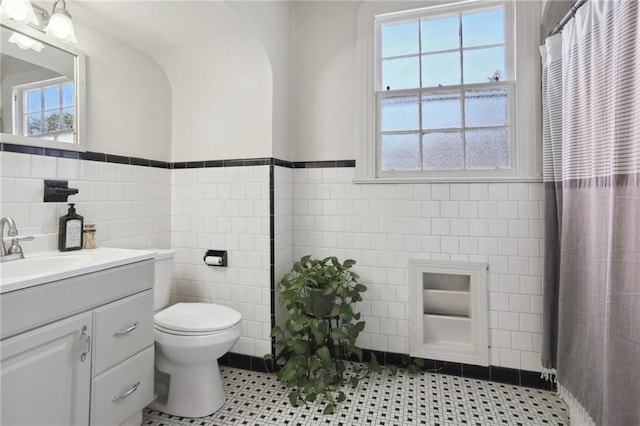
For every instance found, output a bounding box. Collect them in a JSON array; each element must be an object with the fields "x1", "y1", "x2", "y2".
[
  {"x1": 0, "y1": 152, "x2": 171, "y2": 252},
  {"x1": 292, "y1": 167, "x2": 545, "y2": 372},
  {"x1": 0, "y1": 151, "x2": 546, "y2": 371},
  {"x1": 170, "y1": 166, "x2": 272, "y2": 358}
]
